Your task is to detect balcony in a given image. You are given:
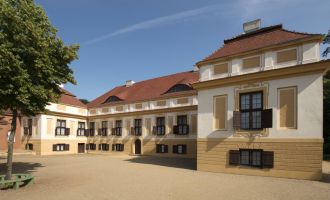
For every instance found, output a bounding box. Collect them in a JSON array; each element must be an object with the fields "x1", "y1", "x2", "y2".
[
  {"x1": 152, "y1": 125, "x2": 165, "y2": 135},
  {"x1": 23, "y1": 127, "x2": 32, "y2": 136},
  {"x1": 131, "y1": 127, "x2": 142, "y2": 136},
  {"x1": 55, "y1": 127, "x2": 70, "y2": 136},
  {"x1": 111, "y1": 127, "x2": 122, "y2": 136},
  {"x1": 98, "y1": 128, "x2": 108, "y2": 136},
  {"x1": 173, "y1": 125, "x2": 189, "y2": 135}
]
